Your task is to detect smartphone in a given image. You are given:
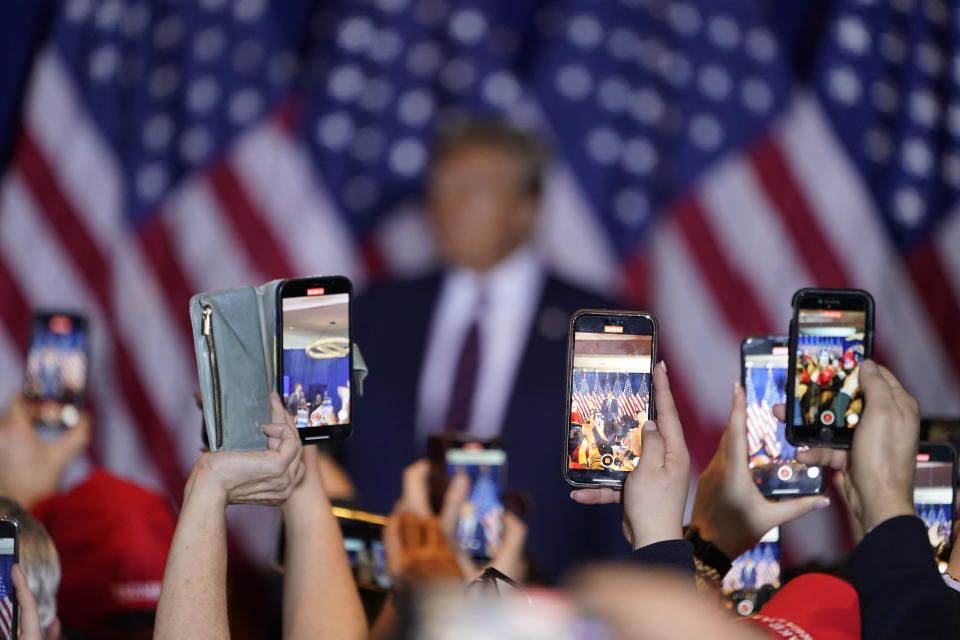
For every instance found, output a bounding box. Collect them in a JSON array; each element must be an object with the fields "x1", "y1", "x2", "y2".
[
  {"x1": 723, "y1": 527, "x2": 780, "y2": 616},
  {"x1": 0, "y1": 518, "x2": 19, "y2": 639},
  {"x1": 272, "y1": 507, "x2": 389, "y2": 585},
  {"x1": 563, "y1": 310, "x2": 657, "y2": 488},
  {"x1": 22, "y1": 312, "x2": 89, "y2": 429},
  {"x1": 428, "y1": 434, "x2": 506, "y2": 563},
  {"x1": 741, "y1": 336, "x2": 824, "y2": 497},
  {"x1": 276, "y1": 276, "x2": 353, "y2": 443},
  {"x1": 914, "y1": 442, "x2": 957, "y2": 574},
  {"x1": 785, "y1": 288, "x2": 874, "y2": 449}
]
